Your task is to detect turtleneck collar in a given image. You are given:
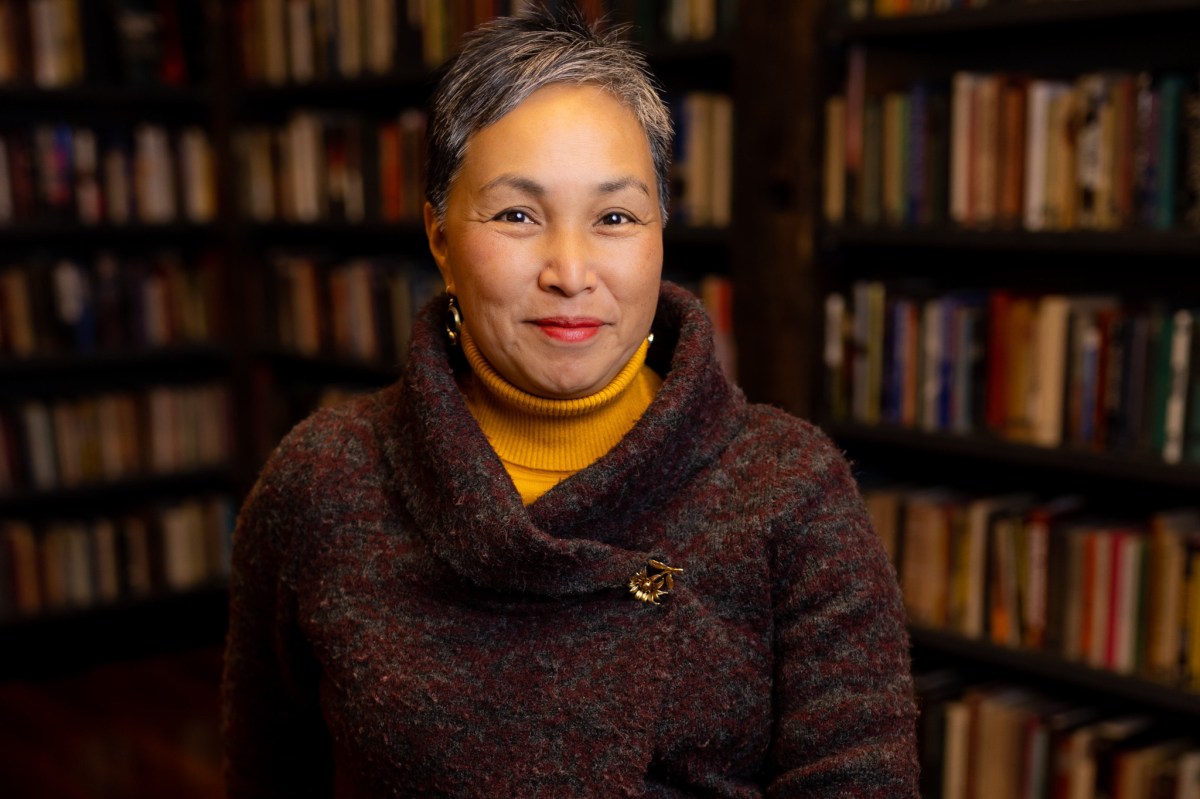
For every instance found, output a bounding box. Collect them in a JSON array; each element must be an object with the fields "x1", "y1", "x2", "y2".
[
  {"x1": 383, "y1": 282, "x2": 746, "y2": 598},
  {"x1": 459, "y1": 326, "x2": 661, "y2": 473}
]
